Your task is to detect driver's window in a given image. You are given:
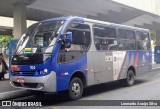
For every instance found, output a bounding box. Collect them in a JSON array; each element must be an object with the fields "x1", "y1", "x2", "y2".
[{"x1": 59, "y1": 22, "x2": 91, "y2": 63}]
